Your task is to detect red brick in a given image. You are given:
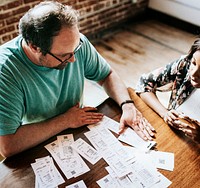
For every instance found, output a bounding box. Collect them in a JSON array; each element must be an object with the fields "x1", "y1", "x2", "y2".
[
  {"x1": 12, "y1": 32, "x2": 19, "y2": 38},
  {"x1": 2, "y1": 35, "x2": 12, "y2": 43},
  {"x1": 93, "y1": 3, "x2": 105, "y2": 11},
  {"x1": 6, "y1": 16, "x2": 20, "y2": 25},
  {"x1": 0, "y1": 25, "x2": 15, "y2": 35},
  {"x1": 0, "y1": 11, "x2": 14, "y2": 20},
  {"x1": 0, "y1": 20, "x2": 5, "y2": 28},
  {"x1": 24, "y1": 0, "x2": 40, "y2": 3},
  {"x1": 0, "y1": 0, "x2": 148, "y2": 45},
  {"x1": 0, "y1": 0, "x2": 20, "y2": 10},
  {"x1": 13, "y1": 6, "x2": 31, "y2": 15}
]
